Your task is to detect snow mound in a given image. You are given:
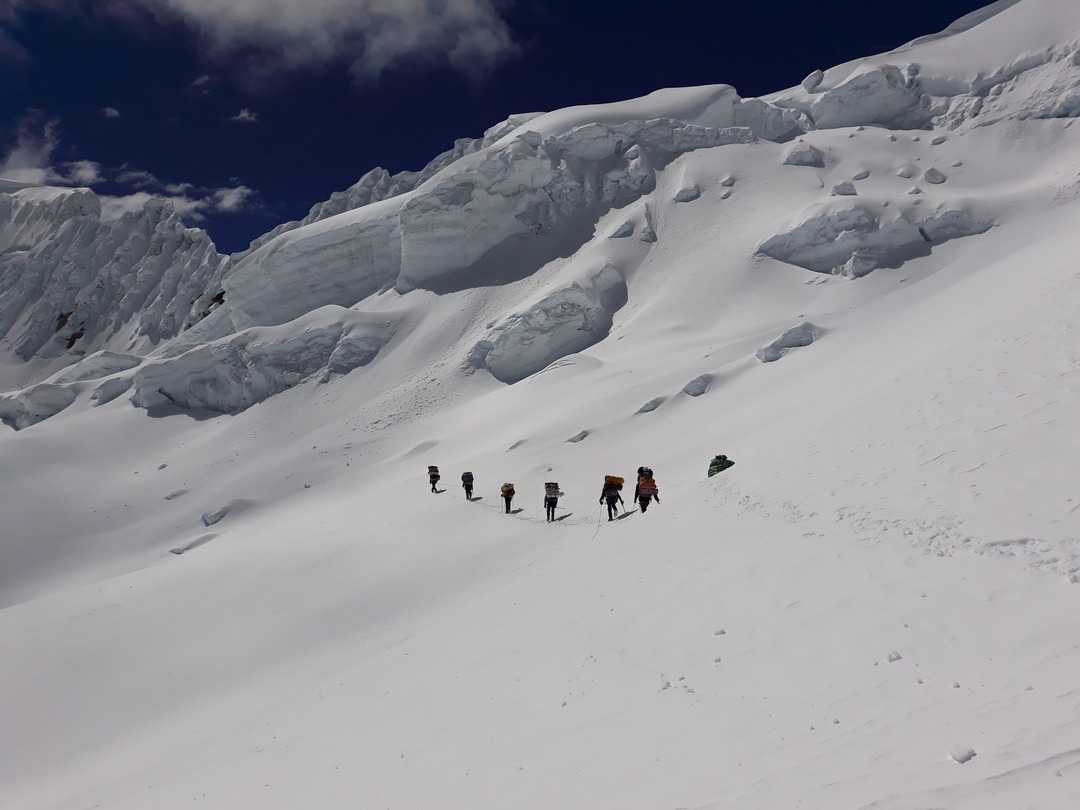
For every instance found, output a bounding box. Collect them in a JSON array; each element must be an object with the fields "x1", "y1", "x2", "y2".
[
  {"x1": 758, "y1": 201, "x2": 993, "y2": 275},
  {"x1": 90, "y1": 377, "x2": 133, "y2": 406},
  {"x1": 674, "y1": 184, "x2": 701, "y2": 202},
  {"x1": 131, "y1": 309, "x2": 395, "y2": 414},
  {"x1": 200, "y1": 499, "x2": 258, "y2": 527},
  {"x1": 810, "y1": 65, "x2": 928, "y2": 130},
  {"x1": 46, "y1": 351, "x2": 142, "y2": 384},
  {"x1": 756, "y1": 323, "x2": 819, "y2": 362},
  {"x1": 681, "y1": 374, "x2": 713, "y2": 396},
  {"x1": 636, "y1": 396, "x2": 666, "y2": 414},
  {"x1": 0, "y1": 383, "x2": 77, "y2": 429},
  {"x1": 782, "y1": 141, "x2": 825, "y2": 167},
  {"x1": 924, "y1": 167, "x2": 948, "y2": 184},
  {"x1": 475, "y1": 265, "x2": 628, "y2": 384}
]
